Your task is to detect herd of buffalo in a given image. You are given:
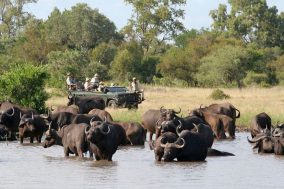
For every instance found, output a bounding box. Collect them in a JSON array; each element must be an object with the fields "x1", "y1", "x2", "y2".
[{"x1": 0, "y1": 95, "x2": 284, "y2": 162}]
